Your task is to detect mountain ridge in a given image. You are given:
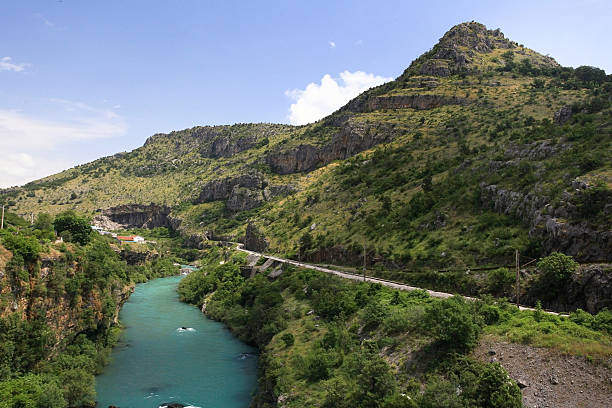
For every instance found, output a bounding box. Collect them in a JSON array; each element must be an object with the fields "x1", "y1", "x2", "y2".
[{"x1": 2, "y1": 21, "x2": 610, "y2": 273}]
